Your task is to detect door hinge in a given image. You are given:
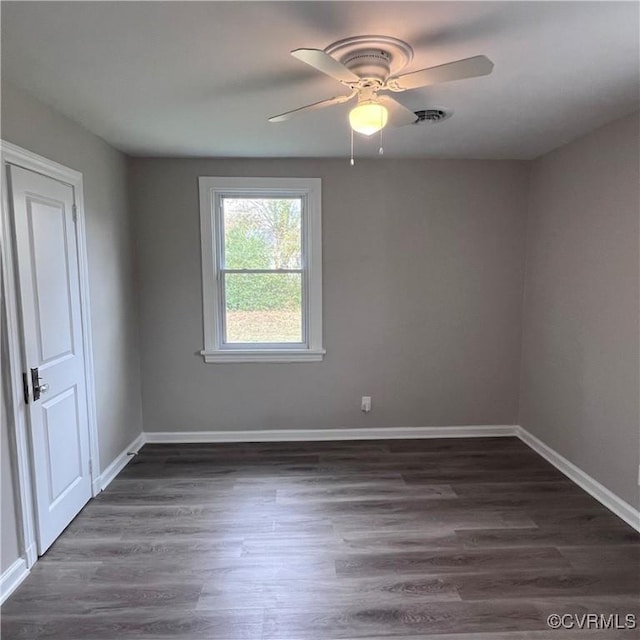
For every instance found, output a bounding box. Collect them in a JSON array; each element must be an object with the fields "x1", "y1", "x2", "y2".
[
  {"x1": 72, "y1": 204, "x2": 78, "y2": 222},
  {"x1": 89, "y1": 459, "x2": 93, "y2": 476},
  {"x1": 22, "y1": 373, "x2": 30, "y2": 404}
]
